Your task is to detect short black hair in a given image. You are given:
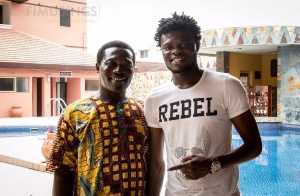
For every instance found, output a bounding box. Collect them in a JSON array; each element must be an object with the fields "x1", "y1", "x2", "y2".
[
  {"x1": 154, "y1": 12, "x2": 201, "y2": 51},
  {"x1": 96, "y1": 40, "x2": 135, "y2": 64}
]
